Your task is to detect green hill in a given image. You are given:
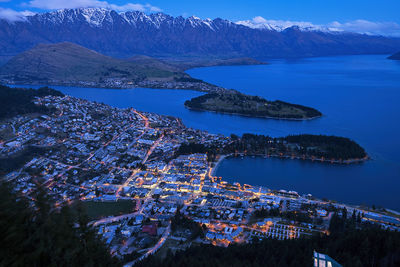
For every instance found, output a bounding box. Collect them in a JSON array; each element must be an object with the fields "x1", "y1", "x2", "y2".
[{"x1": 0, "y1": 42, "x2": 188, "y2": 84}]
